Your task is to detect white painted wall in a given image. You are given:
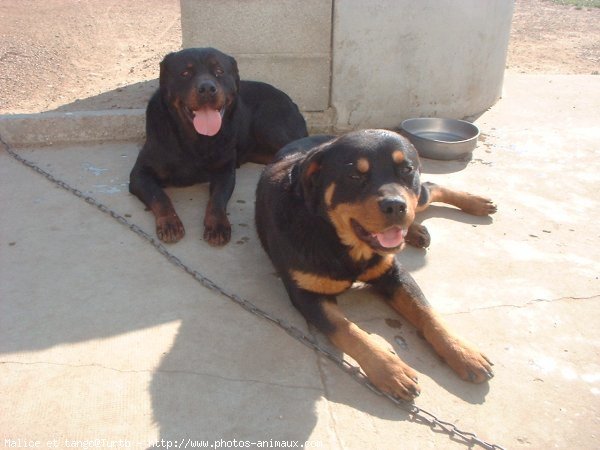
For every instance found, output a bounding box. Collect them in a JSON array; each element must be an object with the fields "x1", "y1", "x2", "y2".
[
  {"x1": 331, "y1": 0, "x2": 514, "y2": 130},
  {"x1": 181, "y1": 0, "x2": 332, "y2": 112},
  {"x1": 180, "y1": 0, "x2": 514, "y2": 131}
]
